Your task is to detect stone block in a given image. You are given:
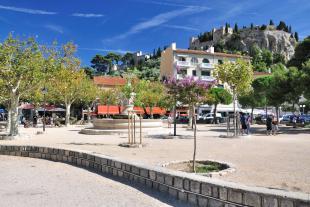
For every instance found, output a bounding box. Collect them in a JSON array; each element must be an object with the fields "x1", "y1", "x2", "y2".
[
  {"x1": 87, "y1": 154, "x2": 95, "y2": 161},
  {"x1": 178, "y1": 191, "x2": 188, "y2": 202},
  {"x1": 197, "y1": 196, "x2": 208, "y2": 207},
  {"x1": 62, "y1": 156, "x2": 68, "y2": 162},
  {"x1": 228, "y1": 189, "x2": 243, "y2": 204},
  {"x1": 56, "y1": 154, "x2": 62, "y2": 161},
  {"x1": 209, "y1": 199, "x2": 224, "y2": 207},
  {"x1": 224, "y1": 204, "x2": 237, "y2": 207},
  {"x1": 81, "y1": 159, "x2": 86, "y2": 167},
  {"x1": 10, "y1": 151, "x2": 16, "y2": 156},
  {"x1": 125, "y1": 164, "x2": 131, "y2": 172},
  {"x1": 77, "y1": 158, "x2": 82, "y2": 166},
  {"x1": 114, "y1": 161, "x2": 122, "y2": 169},
  {"x1": 15, "y1": 151, "x2": 21, "y2": 157},
  {"x1": 101, "y1": 158, "x2": 108, "y2": 165},
  {"x1": 152, "y1": 182, "x2": 159, "y2": 190},
  {"x1": 159, "y1": 184, "x2": 169, "y2": 193},
  {"x1": 168, "y1": 188, "x2": 178, "y2": 198},
  {"x1": 29, "y1": 152, "x2": 36, "y2": 158},
  {"x1": 146, "y1": 180, "x2": 153, "y2": 188},
  {"x1": 112, "y1": 169, "x2": 118, "y2": 176},
  {"x1": 64, "y1": 150, "x2": 70, "y2": 156},
  {"x1": 71, "y1": 157, "x2": 77, "y2": 164},
  {"x1": 123, "y1": 172, "x2": 130, "y2": 179},
  {"x1": 190, "y1": 181, "x2": 201, "y2": 194},
  {"x1": 131, "y1": 166, "x2": 140, "y2": 175},
  {"x1": 89, "y1": 161, "x2": 94, "y2": 168},
  {"x1": 156, "y1": 173, "x2": 165, "y2": 184},
  {"x1": 280, "y1": 199, "x2": 294, "y2": 207},
  {"x1": 45, "y1": 153, "x2": 51, "y2": 160},
  {"x1": 51, "y1": 154, "x2": 57, "y2": 161},
  {"x1": 173, "y1": 177, "x2": 183, "y2": 189},
  {"x1": 138, "y1": 177, "x2": 145, "y2": 185},
  {"x1": 244, "y1": 192, "x2": 261, "y2": 207},
  {"x1": 263, "y1": 196, "x2": 278, "y2": 207},
  {"x1": 184, "y1": 179, "x2": 190, "y2": 191},
  {"x1": 140, "y1": 169, "x2": 148, "y2": 178},
  {"x1": 165, "y1": 175, "x2": 173, "y2": 186},
  {"x1": 117, "y1": 170, "x2": 123, "y2": 177},
  {"x1": 212, "y1": 186, "x2": 219, "y2": 198},
  {"x1": 188, "y1": 194, "x2": 197, "y2": 205},
  {"x1": 219, "y1": 187, "x2": 228, "y2": 200},
  {"x1": 201, "y1": 183, "x2": 212, "y2": 196},
  {"x1": 149, "y1": 171, "x2": 156, "y2": 180}
]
